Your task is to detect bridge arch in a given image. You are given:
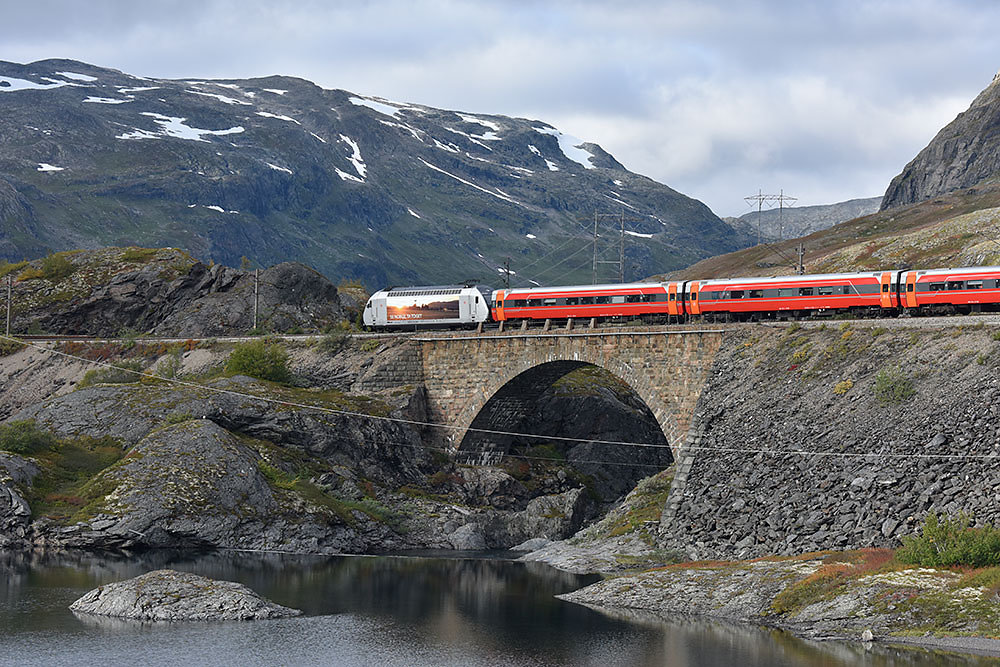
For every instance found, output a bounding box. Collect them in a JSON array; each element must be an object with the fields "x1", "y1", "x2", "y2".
[{"x1": 418, "y1": 329, "x2": 723, "y2": 460}]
